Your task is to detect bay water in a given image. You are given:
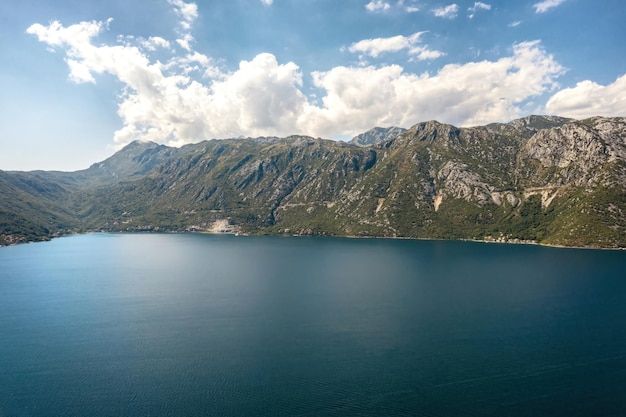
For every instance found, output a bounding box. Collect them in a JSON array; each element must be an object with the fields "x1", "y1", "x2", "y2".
[{"x1": 1, "y1": 233, "x2": 625, "y2": 416}]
